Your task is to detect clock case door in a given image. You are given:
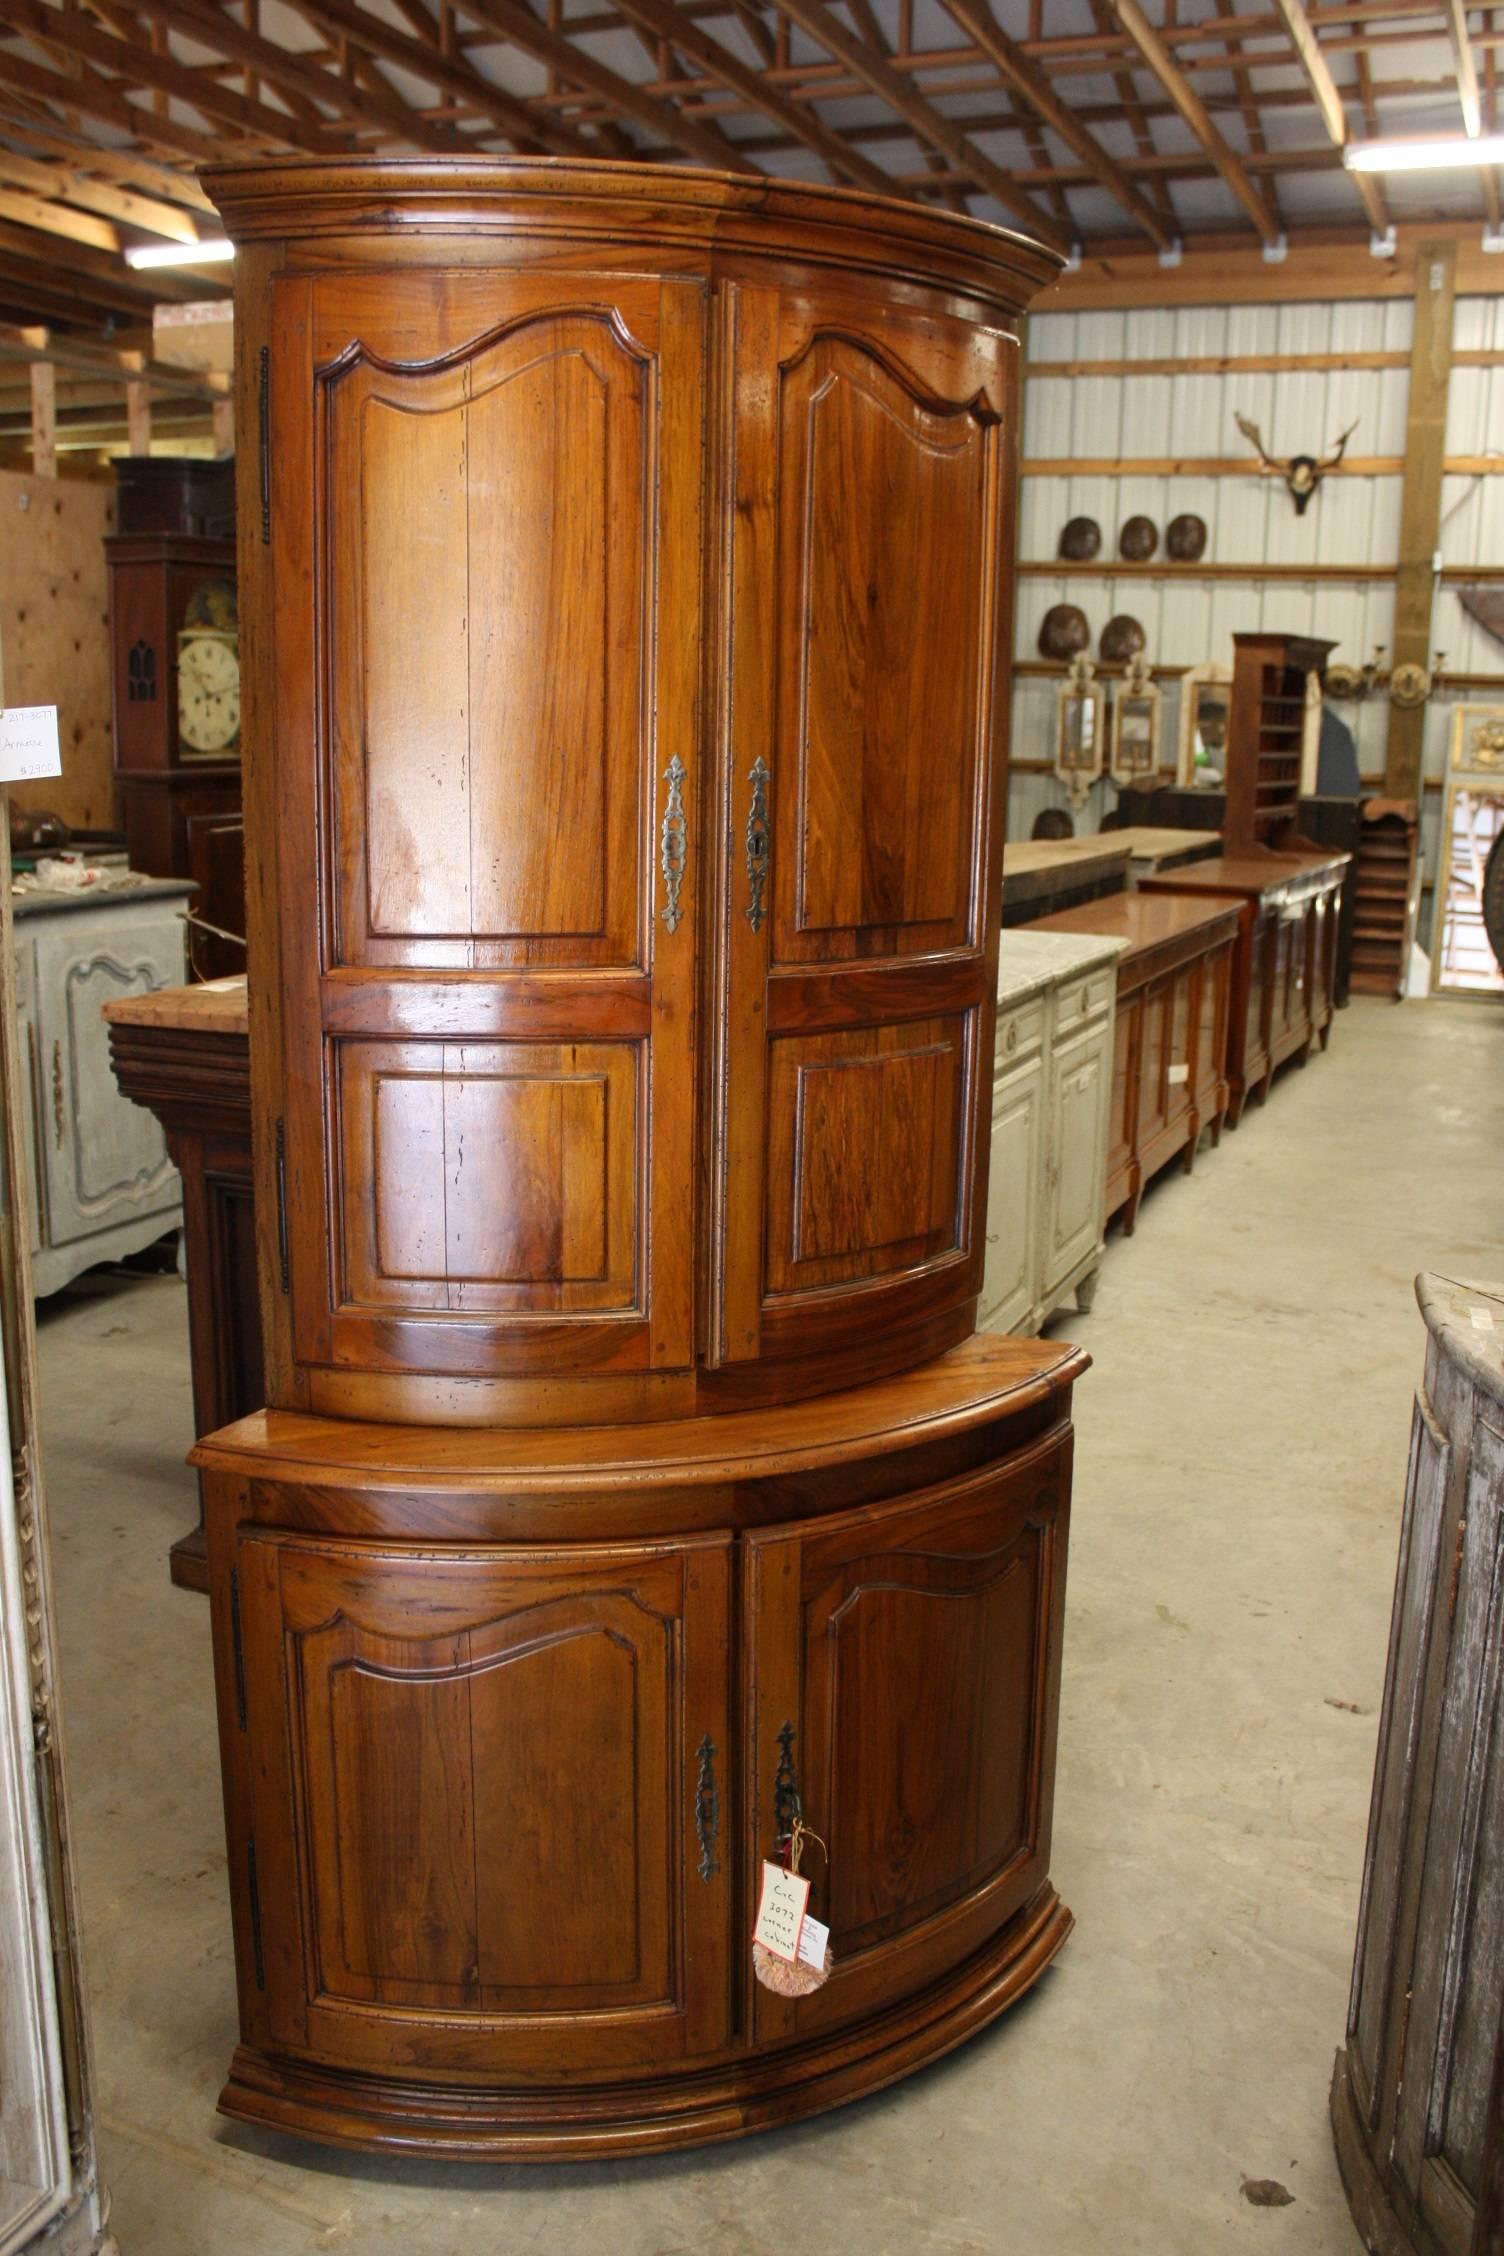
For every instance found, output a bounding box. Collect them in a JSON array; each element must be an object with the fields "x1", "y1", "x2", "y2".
[
  {"x1": 706, "y1": 281, "x2": 1017, "y2": 1383},
  {"x1": 264, "y1": 271, "x2": 704, "y2": 1404}
]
